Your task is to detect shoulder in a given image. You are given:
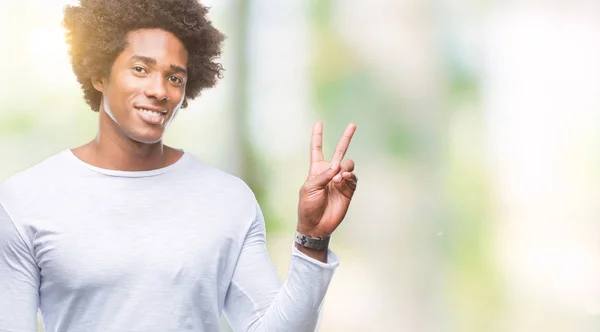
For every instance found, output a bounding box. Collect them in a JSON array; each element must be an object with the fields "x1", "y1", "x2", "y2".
[
  {"x1": 178, "y1": 152, "x2": 257, "y2": 200},
  {"x1": 0, "y1": 150, "x2": 72, "y2": 227},
  {"x1": 178, "y1": 153, "x2": 261, "y2": 228},
  {"x1": 0, "y1": 150, "x2": 70, "y2": 199}
]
